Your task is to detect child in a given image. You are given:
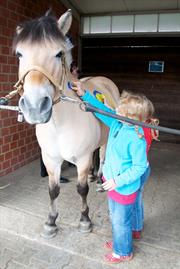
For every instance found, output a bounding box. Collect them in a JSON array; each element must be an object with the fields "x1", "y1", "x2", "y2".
[
  {"x1": 72, "y1": 81, "x2": 151, "y2": 263},
  {"x1": 70, "y1": 61, "x2": 80, "y2": 79},
  {"x1": 101, "y1": 92, "x2": 159, "y2": 242}
]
